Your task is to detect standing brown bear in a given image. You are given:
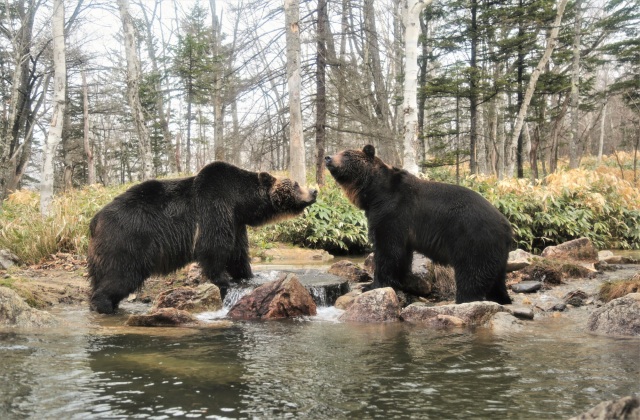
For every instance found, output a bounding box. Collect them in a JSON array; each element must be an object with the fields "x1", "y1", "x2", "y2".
[
  {"x1": 88, "y1": 162, "x2": 317, "y2": 314},
  {"x1": 325, "y1": 145, "x2": 513, "y2": 304}
]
